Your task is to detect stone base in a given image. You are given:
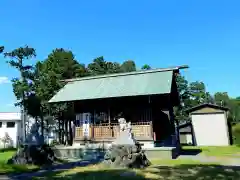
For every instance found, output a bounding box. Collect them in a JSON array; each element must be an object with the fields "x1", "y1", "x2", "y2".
[
  {"x1": 53, "y1": 144, "x2": 180, "y2": 160},
  {"x1": 144, "y1": 147, "x2": 179, "y2": 159}
]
